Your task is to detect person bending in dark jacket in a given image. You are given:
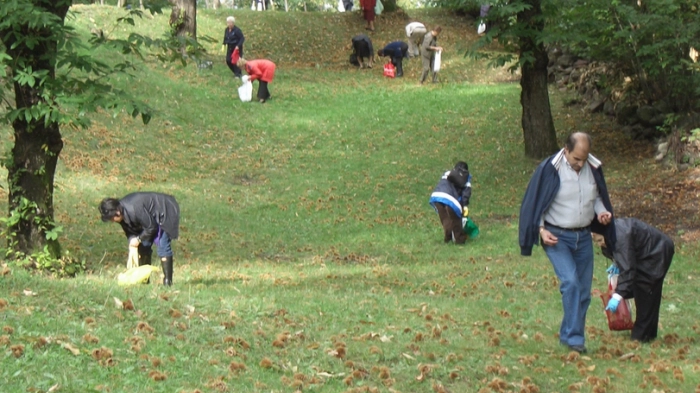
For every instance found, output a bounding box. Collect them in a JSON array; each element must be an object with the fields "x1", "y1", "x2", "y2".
[
  {"x1": 351, "y1": 34, "x2": 374, "y2": 69},
  {"x1": 221, "y1": 16, "x2": 245, "y2": 78},
  {"x1": 378, "y1": 41, "x2": 409, "y2": 77},
  {"x1": 99, "y1": 192, "x2": 180, "y2": 286},
  {"x1": 592, "y1": 218, "x2": 674, "y2": 342},
  {"x1": 429, "y1": 161, "x2": 472, "y2": 244}
]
